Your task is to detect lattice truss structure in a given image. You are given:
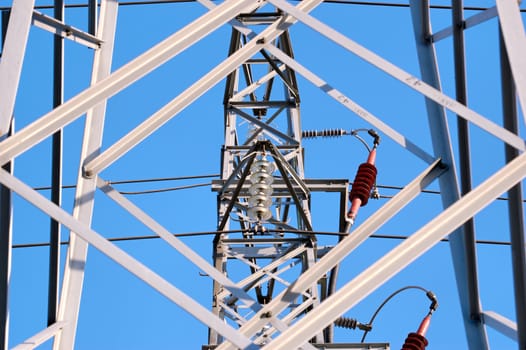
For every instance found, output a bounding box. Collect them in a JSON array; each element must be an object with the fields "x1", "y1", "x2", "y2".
[{"x1": 0, "y1": 0, "x2": 526, "y2": 349}]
